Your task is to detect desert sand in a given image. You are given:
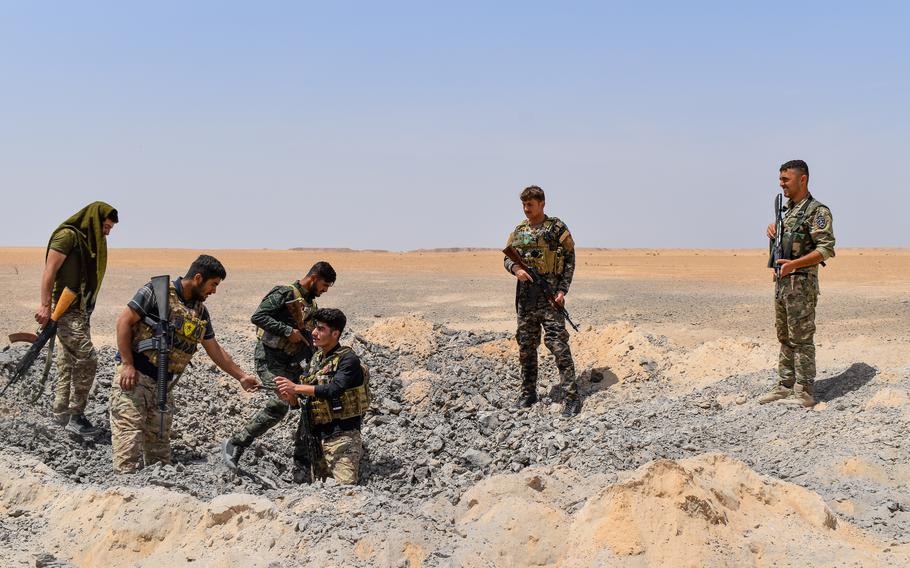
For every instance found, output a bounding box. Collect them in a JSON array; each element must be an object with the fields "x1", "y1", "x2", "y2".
[{"x1": 1, "y1": 247, "x2": 909, "y2": 567}]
